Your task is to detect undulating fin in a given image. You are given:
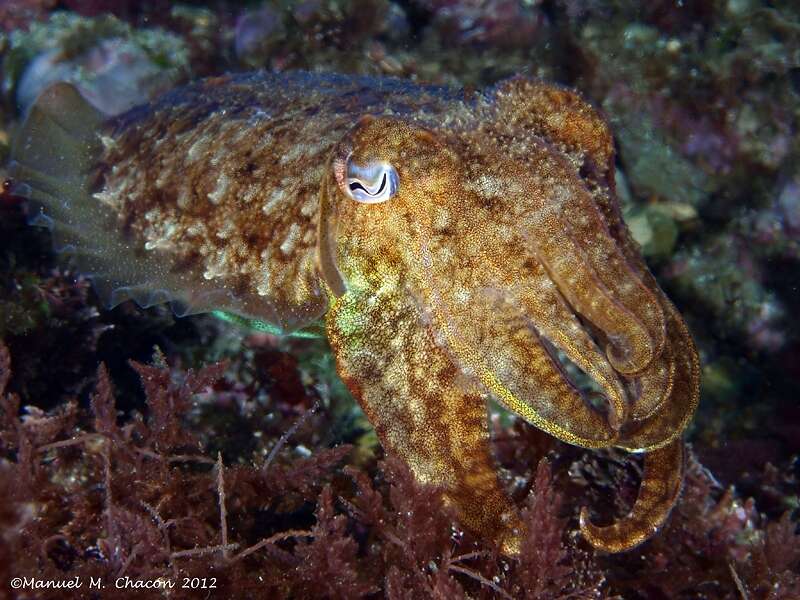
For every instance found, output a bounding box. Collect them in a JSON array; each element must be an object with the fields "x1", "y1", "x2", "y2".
[
  {"x1": 9, "y1": 82, "x2": 273, "y2": 323},
  {"x1": 10, "y1": 82, "x2": 105, "y2": 246}
]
